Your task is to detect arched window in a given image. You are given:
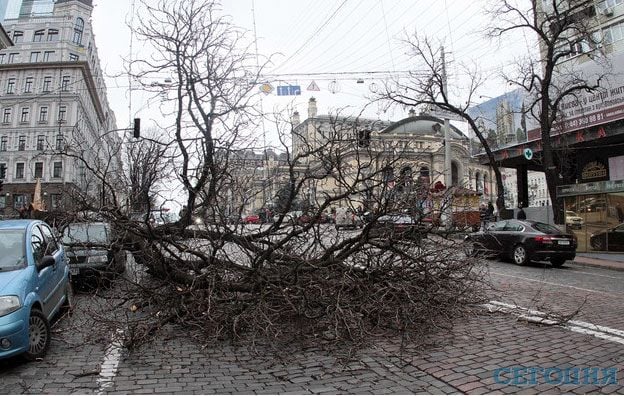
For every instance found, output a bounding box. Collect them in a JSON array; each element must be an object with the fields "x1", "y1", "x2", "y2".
[
  {"x1": 475, "y1": 171, "x2": 482, "y2": 192},
  {"x1": 73, "y1": 18, "x2": 84, "y2": 45},
  {"x1": 484, "y1": 173, "x2": 490, "y2": 195},
  {"x1": 451, "y1": 162, "x2": 459, "y2": 186}
]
